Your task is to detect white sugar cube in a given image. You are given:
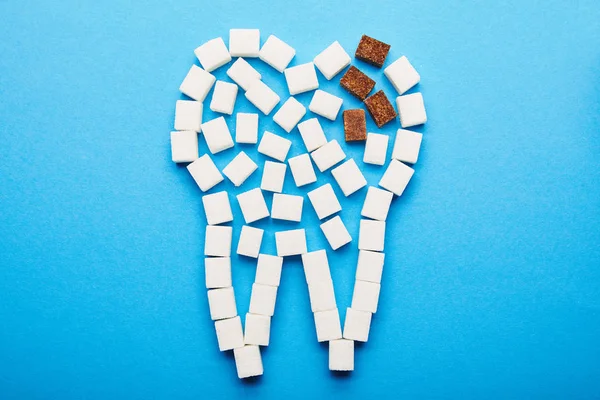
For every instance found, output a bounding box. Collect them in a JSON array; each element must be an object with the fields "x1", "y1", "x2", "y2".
[
  {"x1": 236, "y1": 225, "x2": 264, "y2": 258},
  {"x1": 175, "y1": 100, "x2": 202, "y2": 132},
  {"x1": 233, "y1": 345, "x2": 263, "y2": 379},
  {"x1": 245, "y1": 80, "x2": 280, "y2": 115},
  {"x1": 244, "y1": 313, "x2": 271, "y2": 346},
  {"x1": 320, "y1": 216, "x2": 351, "y2": 250},
  {"x1": 227, "y1": 58, "x2": 261, "y2": 91},
  {"x1": 201, "y1": 116, "x2": 234, "y2": 154},
  {"x1": 313, "y1": 41, "x2": 351, "y2": 80},
  {"x1": 384, "y1": 56, "x2": 420, "y2": 95},
  {"x1": 275, "y1": 229, "x2": 307, "y2": 256},
  {"x1": 309, "y1": 90, "x2": 343, "y2": 121},
  {"x1": 379, "y1": 159, "x2": 415, "y2": 196},
  {"x1": 194, "y1": 37, "x2": 232, "y2": 72},
  {"x1": 271, "y1": 193, "x2": 303, "y2": 222},
  {"x1": 361, "y1": 186, "x2": 393, "y2": 221},
  {"x1": 205, "y1": 257, "x2": 232, "y2": 288},
  {"x1": 301, "y1": 249, "x2": 332, "y2": 284},
  {"x1": 222, "y1": 151, "x2": 258, "y2": 187},
  {"x1": 355, "y1": 250, "x2": 385, "y2": 284},
  {"x1": 187, "y1": 154, "x2": 224, "y2": 192},
  {"x1": 179, "y1": 65, "x2": 216, "y2": 102},
  {"x1": 351, "y1": 280, "x2": 381, "y2": 313},
  {"x1": 343, "y1": 308, "x2": 372, "y2": 342},
  {"x1": 307, "y1": 183, "x2": 341, "y2": 220},
  {"x1": 255, "y1": 254, "x2": 284, "y2": 287},
  {"x1": 311, "y1": 140, "x2": 346, "y2": 172},
  {"x1": 170, "y1": 131, "x2": 198, "y2": 163},
  {"x1": 331, "y1": 159, "x2": 367, "y2": 197},
  {"x1": 397, "y1": 93, "x2": 427, "y2": 128},
  {"x1": 205, "y1": 225, "x2": 233, "y2": 257},
  {"x1": 207, "y1": 287, "x2": 237, "y2": 320},
  {"x1": 363, "y1": 133, "x2": 389, "y2": 165},
  {"x1": 229, "y1": 29, "x2": 260, "y2": 58},
  {"x1": 214, "y1": 316, "x2": 244, "y2": 351},
  {"x1": 236, "y1": 188, "x2": 269, "y2": 224},
  {"x1": 284, "y1": 62, "x2": 319, "y2": 95},
  {"x1": 358, "y1": 219, "x2": 385, "y2": 252},
  {"x1": 308, "y1": 279, "x2": 337, "y2": 312},
  {"x1": 392, "y1": 129, "x2": 422, "y2": 164},
  {"x1": 257, "y1": 131, "x2": 292, "y2": 162},
  {"x1": 235, "y1": 113, "x2": 259, "y2": 144},
  {"x1": 329, "y1": 339, "x2": 354, "y2": 371},
  {"x1": 297, "y1": 118, "x2": 327, "y2": 152},
  {"x1": 273, "y1": 97, "x2": 306, "y2": 133},
  {"x1": 259, "y1": 35, "x2": 295, "y2": 72},
  {"x1": 288, "y1": 153, "x2": 317, "y2": 187},
  {"x1": 202, "y1": 191, "x2": 233, "y2": 225},
  {"x1": 210, "y1": 80, "x2": 238, "y2": 115},
  {"x1": 260, "y1": 161, "x2": 287, "y2": 193},
  {"x1": 314, "y1": 309, "x2": 342, "y2": 342},
  {"x1": 249, "y1": 283, "x2": 278, "y2": 317}
]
